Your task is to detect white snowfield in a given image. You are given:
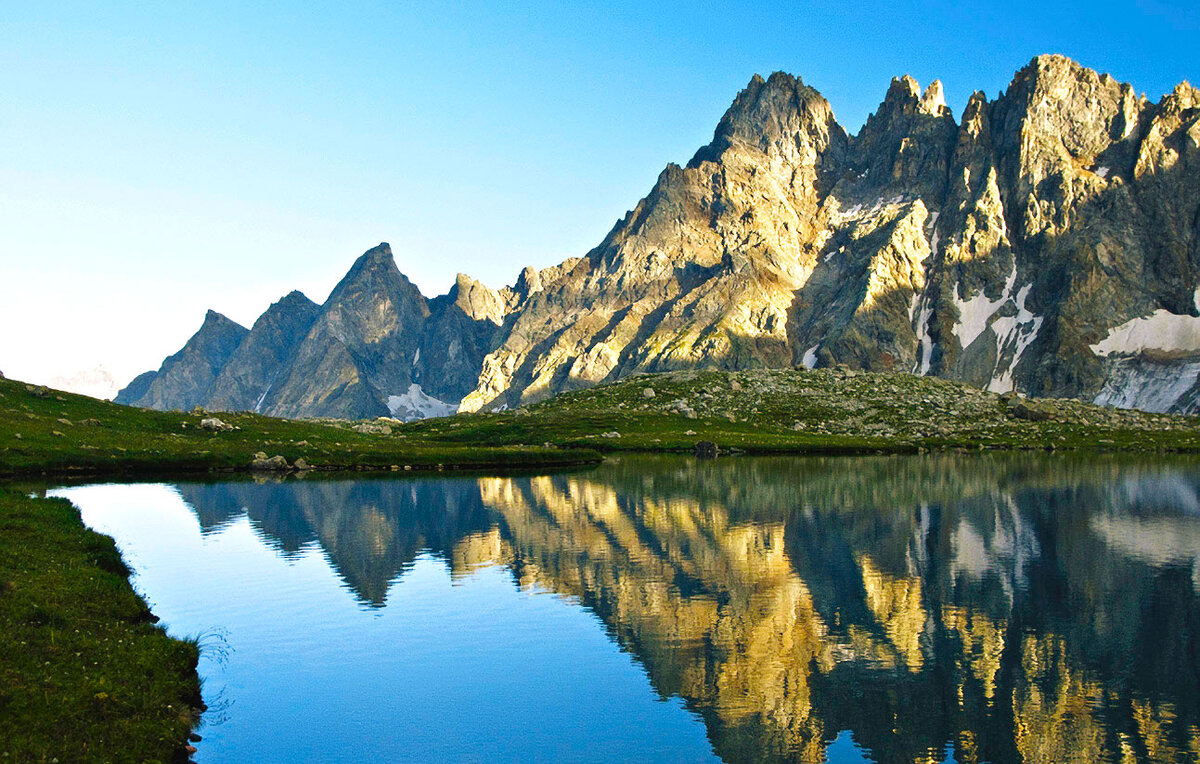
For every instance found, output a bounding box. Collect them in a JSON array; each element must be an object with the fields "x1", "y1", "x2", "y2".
[
  {"x1": 387, "y1": 383, "x2": 457, "y2": 421},
  {"x1": 1090, "y1": 310, "x2": 1200, "y2": 356},
  {"x1": 47, "y1": 366, "x2": 120, "y2": 401},
  {"x1": 1090, "y1": 288, "x2": 1200, "y2": 412},
  {"x1": 800, "y1": 344, "x2": 819, "y2": 369}
]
